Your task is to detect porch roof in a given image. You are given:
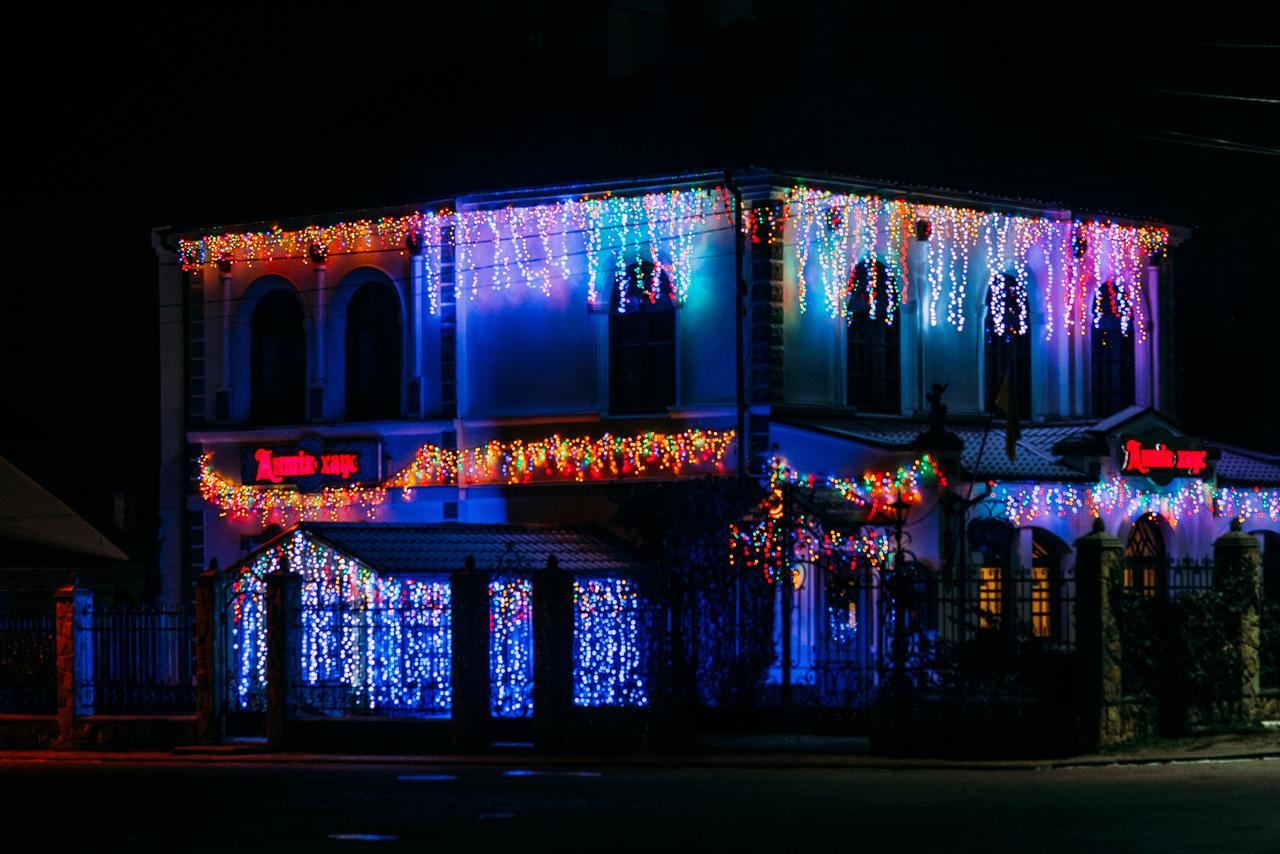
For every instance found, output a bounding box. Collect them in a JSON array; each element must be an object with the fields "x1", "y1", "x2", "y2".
[{"x1": 293, "y1": 522, "x2": 647, "y2": 576}]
